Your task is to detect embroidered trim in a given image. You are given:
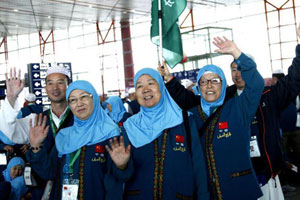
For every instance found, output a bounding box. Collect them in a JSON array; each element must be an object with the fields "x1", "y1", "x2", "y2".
[
  {"x1": 176, "y1": 193, "x2": 193, "y2": 200},
  {"x1": 125, "y1": 190, "x2": 141, "y2": 196},
  {"x1": 231, "y1": 169, "x2": 252, "y2": 178},
  {"x1": 153, "y1": 130, "x2": 168, "y2": 200},
  {"x1": 78, "y1": 146, "x2": 86, "y2": 200},
  {"x1": 198, "y1": 105, "x2": 223, "y2": 200}
]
